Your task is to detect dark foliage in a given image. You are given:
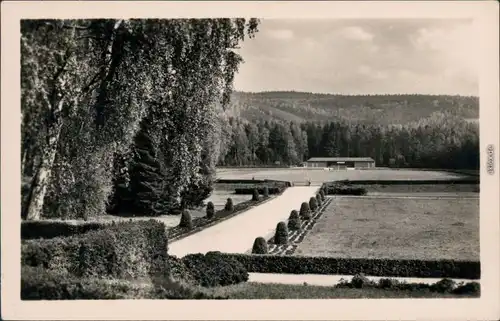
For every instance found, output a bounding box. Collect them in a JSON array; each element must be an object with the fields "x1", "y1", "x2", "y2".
[
  {"x1": 262, "y1": 186, "x2": 269, "y2": 198},
  {"x1": 251, "y1": 237, "x2": 268, "y2": 254},
  {"x1": 213, "y1": 253, "x2": 481, "y2": 279},
  {"x1": 21, "y1": 220, "x2": 169, "y2": 279},
  {"x1": 309, "y1": 196, "x2": 318, "y2": 211},
  {"x1": 299, "y1": 202, "x2": 311, "y2": 220},
  {"x1": 316, "y1": 194, "x2": 322, "y2": 206},
  {"x1": 274, "y1": 221, "x2": 289, "y2": 245},
  {"x1": 252, "y1": 188, "x2": 260, "y2": 201},
  {"x1": 287, "y1": 210, "x2": 301, "y2": 231},
  {"x1": 206, "y1": 201, "x2": 215, "y2": 219},
  {"x1": 181, "y1": 252, "x2": 249, "y2": 287},
  {"x1": 179, "y1": 210, "x2": 193, "y2": 229},
  {"x1": 319, "y1": 189, "x2": 325, "y2": 201},
  {"x1": 224, "y1": 198, "x2": 234, "y2": 212},
  {"x1": 21, "y1": 221, "x2": 107, "y2": 240}
]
